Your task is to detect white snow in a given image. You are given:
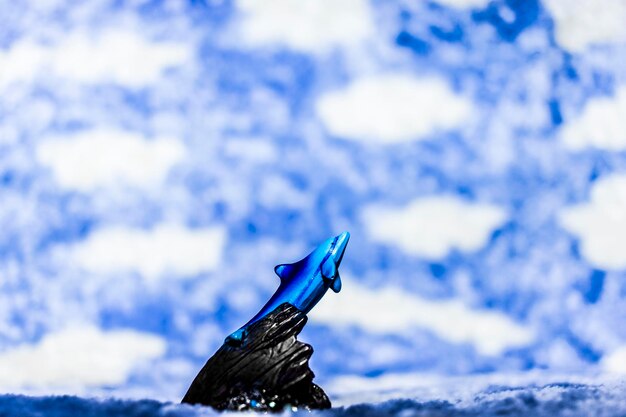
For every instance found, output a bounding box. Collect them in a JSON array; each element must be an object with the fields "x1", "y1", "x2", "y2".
[
  {"x1": 63, "y1": 224, "x2": 226, "y2": 280},
  {"x1": 327, "y1": 372, "x2": 621, "y2": 407},
  {"x1": 362, "y1": 195, "x2": 507, "y2": 259},
  {"x1": 235, "y1": 0, "x2": 374, "y2": 53},
  {"x1": 316, "y1": 74, "x2": 473, "y2": 143},
  {"x1": 0, "y1": 30, "x2": 190, "y2": 88},
  {"x1": 310, "y1": 278, "x2": 535, "y2": 355},
  {"x1": 0, "y1": 325, "x2": 165, "y2": 390},
  {"x1": 559, "y1": 174, "x2": 626, "y2": 269},
  {"x1": 543, "y1": 0, "x2": 626, "y2": 52},
  {"x1": 35, "y1": 129, "x2": 186, "y2": 191},
  {"x1": 560, "y1": 86, "x2": 626, "y2": 151}
]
